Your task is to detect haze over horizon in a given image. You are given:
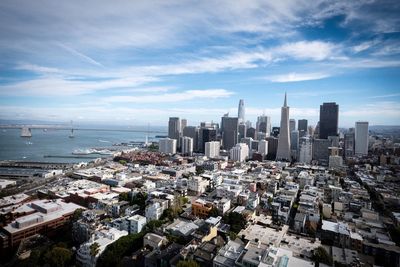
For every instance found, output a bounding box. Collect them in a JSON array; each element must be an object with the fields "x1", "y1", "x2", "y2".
[{"x1": 1, "y1": 0, "x2": 400, "y2": 127}]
